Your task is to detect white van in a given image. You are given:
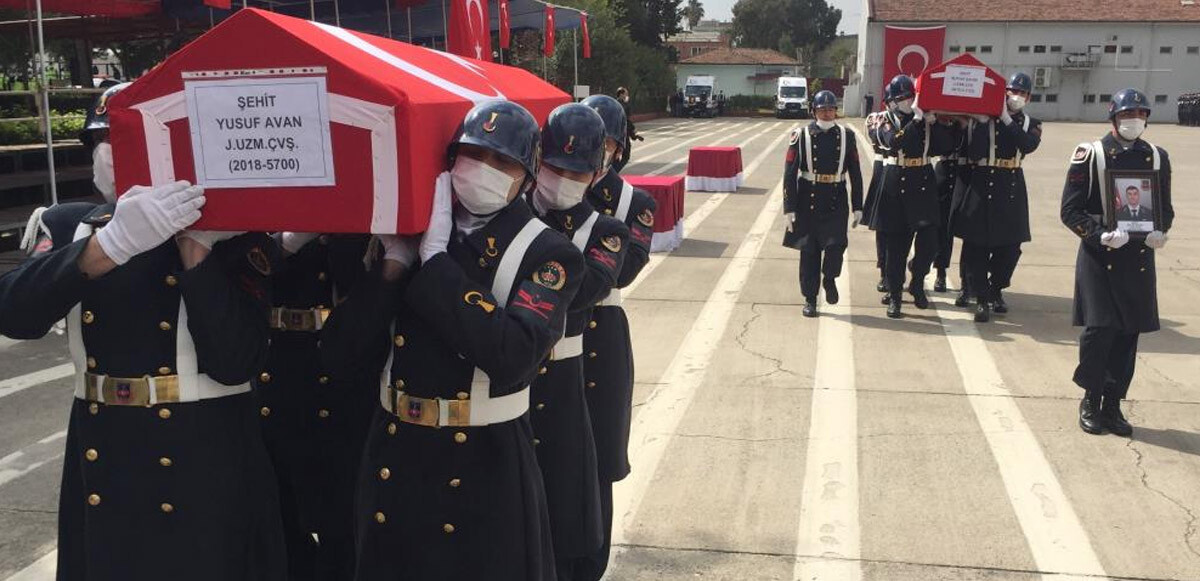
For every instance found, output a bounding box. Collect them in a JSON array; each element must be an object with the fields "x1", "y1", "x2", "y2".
[
  {"x1": 683, "y1": 75, "x2": 719, "y2": 118},
  {"x1": 776, "y1": 76, "x2": 809, "y2": 118}
]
